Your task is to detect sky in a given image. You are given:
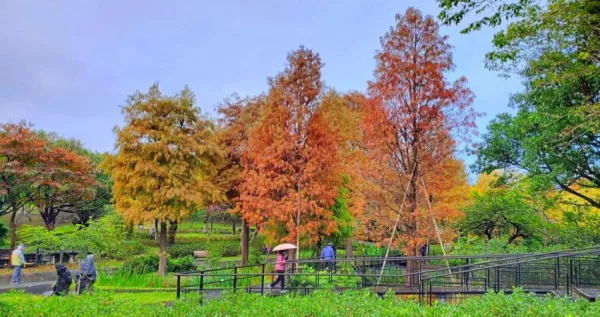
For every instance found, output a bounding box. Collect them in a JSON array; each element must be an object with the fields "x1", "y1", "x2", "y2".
[{"x1": 0, "y1": 0, "x2": 522, "y2": 179}]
